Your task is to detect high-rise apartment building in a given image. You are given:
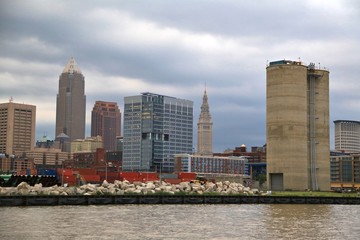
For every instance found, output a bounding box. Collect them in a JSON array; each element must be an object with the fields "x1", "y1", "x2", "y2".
[
  {"x1": 0, "y1": 99, "x2": 36, "y2": 155},
  {"x1": 334, "y1": 120, "x2": 360, "y2": 153},
  {"x1": 123, "y1": 92, "x2": 193, "y2": 173},
  {"x1": 266, "y1": 60, "x2": 330, "y2": 191},
  {"x1": 197, "y1": 89, "x2": 213, "y2": 155},
  {"x1": 55, "y1": 57, "x2": 86, "y2": 149},
  {"x1": 91, "y1": 101, "x2": 121, "y2": 151}
]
